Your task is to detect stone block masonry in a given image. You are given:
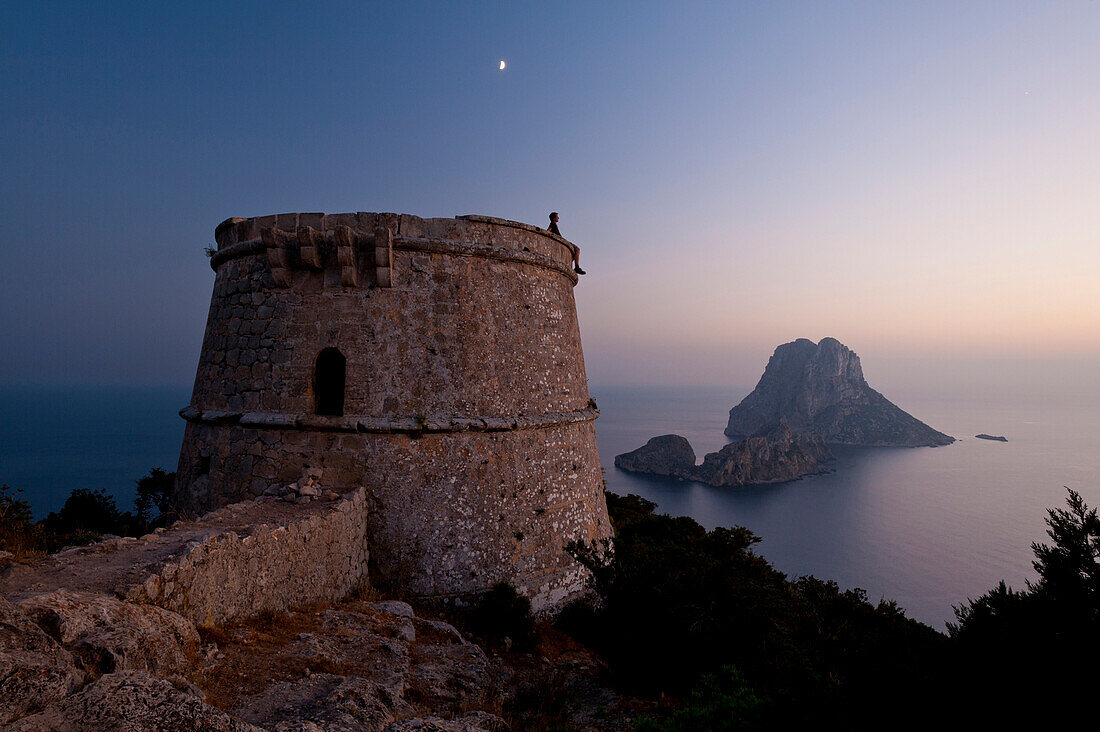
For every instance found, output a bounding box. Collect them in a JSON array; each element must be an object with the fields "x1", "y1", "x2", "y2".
[
  {"x1": 176, "y1": 212, "x2": 612, "y2": 611},
  {"x1": 127, "y1": 489, "x2": 370, "y2": 626},
  {"x1": 0, "y1": 490, "x2": 370, "y2": 627}
]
